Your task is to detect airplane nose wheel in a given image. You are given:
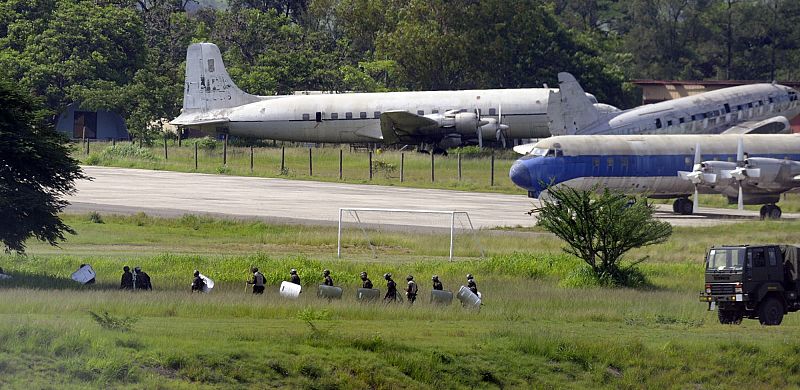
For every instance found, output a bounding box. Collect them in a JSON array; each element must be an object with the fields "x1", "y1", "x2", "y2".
[
  {"x1": 673, "y1": 198, "x2": 694, "y2": 215},
  {"x1": 759, "y1": 204, "x2": 782, "y2": 220}
]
